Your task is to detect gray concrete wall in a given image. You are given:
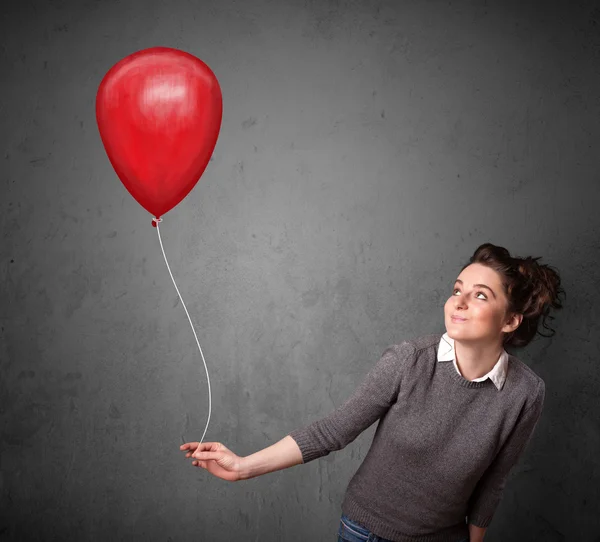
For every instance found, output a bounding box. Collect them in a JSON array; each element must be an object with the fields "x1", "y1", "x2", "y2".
[{"x1": 1, "y1": 0, "x2": 599, "y2": 540}]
